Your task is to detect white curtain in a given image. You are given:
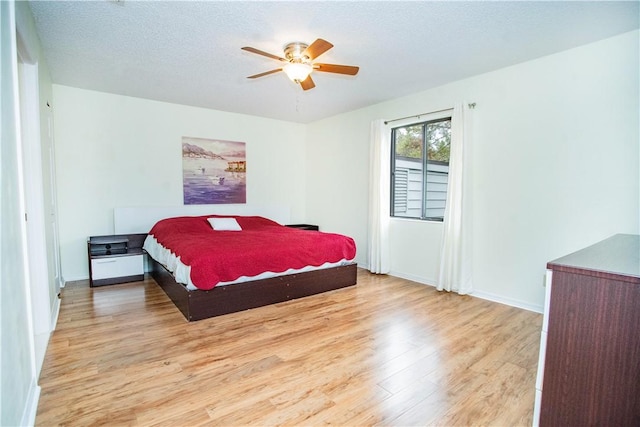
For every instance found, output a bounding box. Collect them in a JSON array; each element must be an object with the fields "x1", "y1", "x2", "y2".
[
  {"x1": 367, "y1": 119, "x2": 390, "y2": 274},
  {"x1": 437, "y1": 103, "x2": 473, "y2": 294}
]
